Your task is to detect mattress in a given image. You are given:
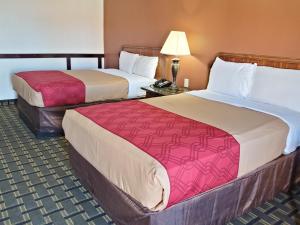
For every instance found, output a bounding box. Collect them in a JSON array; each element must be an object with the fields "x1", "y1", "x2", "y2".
[
  {"x1": 62, "y1": 93, "x2": 289, "y2": 211},
  {"x1": 12, "y1": 69, "x2": 155, "y2": 107}
]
